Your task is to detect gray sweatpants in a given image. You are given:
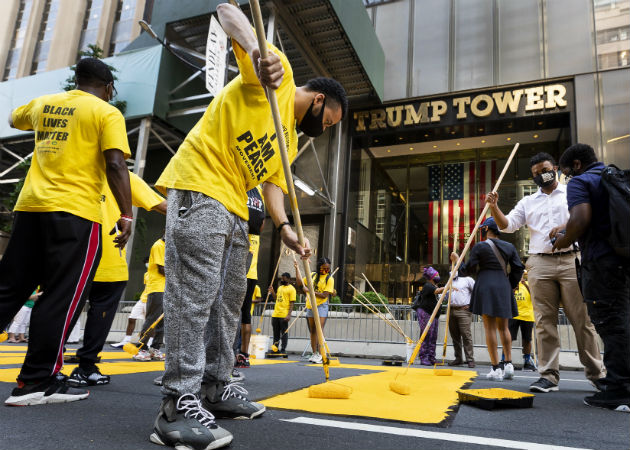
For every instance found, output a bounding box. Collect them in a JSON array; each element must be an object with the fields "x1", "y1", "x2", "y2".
[{"x1": 161, "y1": 189, "x2": 249, "y2": 397}]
